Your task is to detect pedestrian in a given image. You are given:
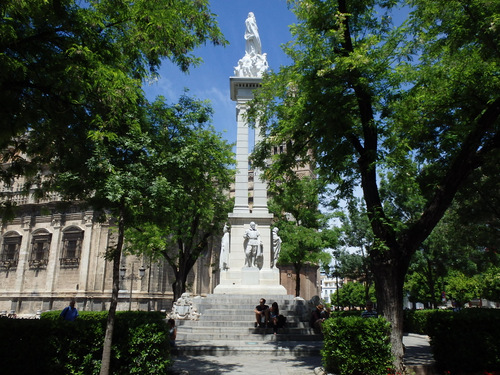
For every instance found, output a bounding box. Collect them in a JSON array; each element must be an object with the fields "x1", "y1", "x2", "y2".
[
  {"x1": 361, "y1": 300, "x2": 378, "y2": 318},
  {"x1": 60, "y1": 299, "x2": 79, "y2": 321},
  {"x1": 168, "y1": 318, "x2": 177, "y2": 347}
]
